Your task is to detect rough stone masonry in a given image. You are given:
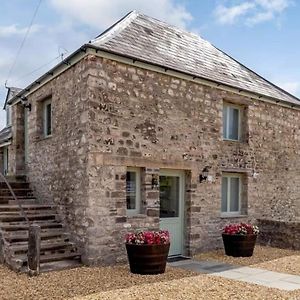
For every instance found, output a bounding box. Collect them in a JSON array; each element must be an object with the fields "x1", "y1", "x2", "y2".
[{"x1": 12, "y1": 54, "x2": 300, "y2": 265}]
